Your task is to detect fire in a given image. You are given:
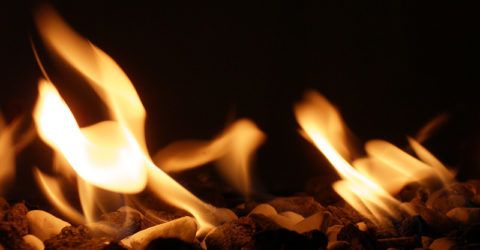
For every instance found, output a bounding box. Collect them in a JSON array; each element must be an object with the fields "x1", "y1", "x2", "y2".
[
  {"x1": 0, "y1": 115, "x2": 34, "y2": 194},
  {"x1": 154, "y1": 119, "x2": 265, "y2": 197},
  {"x1": 295, "y1": 91, "x2": 453, "y2": 224},
  {"x1": 32, "y1": 6, "x2": 262, "y2": 231},
  {"x1": 34, "y1": 80, "x2": 148, "y2": 193}
]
